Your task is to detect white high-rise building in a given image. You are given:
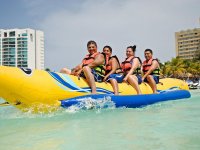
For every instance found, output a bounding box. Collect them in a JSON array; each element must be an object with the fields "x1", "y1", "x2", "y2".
[{"x1": 0, "y1": 28, "x2": 44, "y2": 69}]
